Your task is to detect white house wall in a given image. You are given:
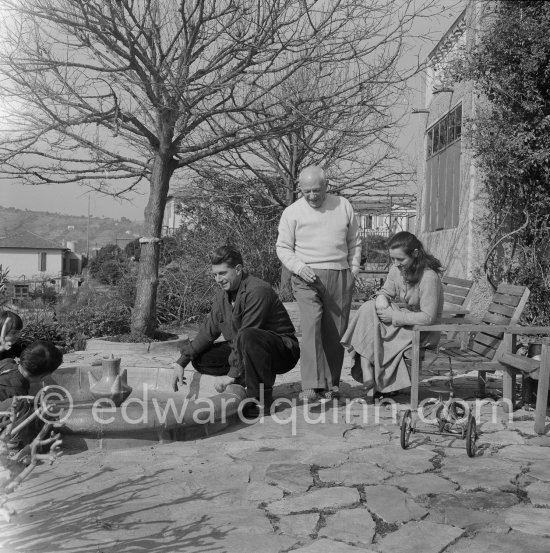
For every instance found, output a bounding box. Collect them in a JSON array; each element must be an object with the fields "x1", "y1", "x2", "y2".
[
  {"x1": 0, "y1": 248, "x2": 64, "y2": 280},
  {"x1": 416, "y1": 4, "x2": 488, "y2": 279}
]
